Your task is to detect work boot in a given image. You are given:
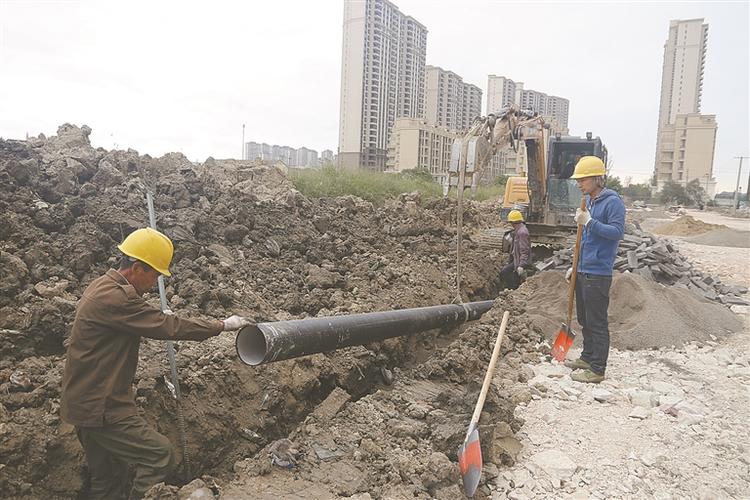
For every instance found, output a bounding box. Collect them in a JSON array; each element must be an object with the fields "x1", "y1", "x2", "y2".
[
  {"x1": 570, "y1": 369, "x2": 605, "y2": 384},
  {"x1": 564, "y1": 358, "x2": 590, "y2": 370}
]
